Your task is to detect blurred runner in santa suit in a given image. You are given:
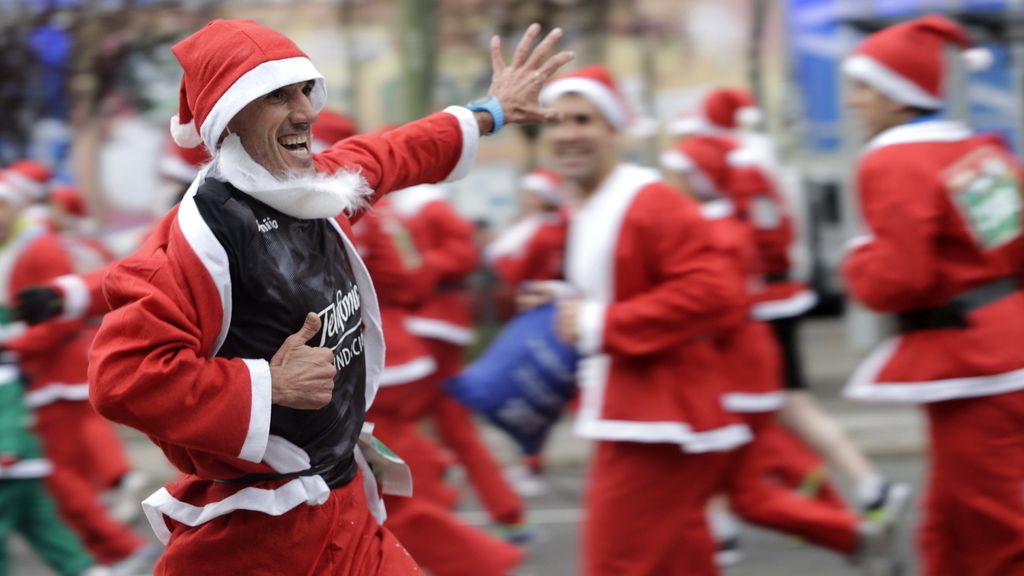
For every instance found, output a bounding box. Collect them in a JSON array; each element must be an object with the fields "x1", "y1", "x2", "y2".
[
  {"x1": 526, "y1": 64, "x2": 751, "y2": 576},
  {"x1": 661, "y1": 136, "x2": 905, "y2": 574},
  {"x1": 389, "y1": 182, "x2": 532, "y2": 542},
  {"x1": 671, "y1": 88, "x2": 907, "y2": 526},
  {"x1": 842, "y1": 14, "x2": 1024, "y2": 576},
  {"x1": 84, "y1": 18, "x2": 572, "y2": 575}
]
